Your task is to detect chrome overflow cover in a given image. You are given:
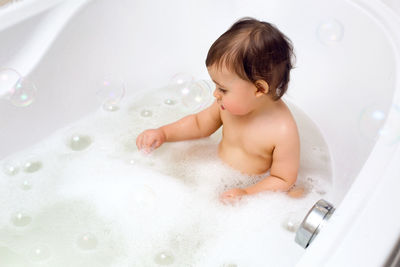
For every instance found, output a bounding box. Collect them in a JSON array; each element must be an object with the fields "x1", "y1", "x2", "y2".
[{"x1": 295, "y1": 199, "x2": 335, "y2": 248}]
